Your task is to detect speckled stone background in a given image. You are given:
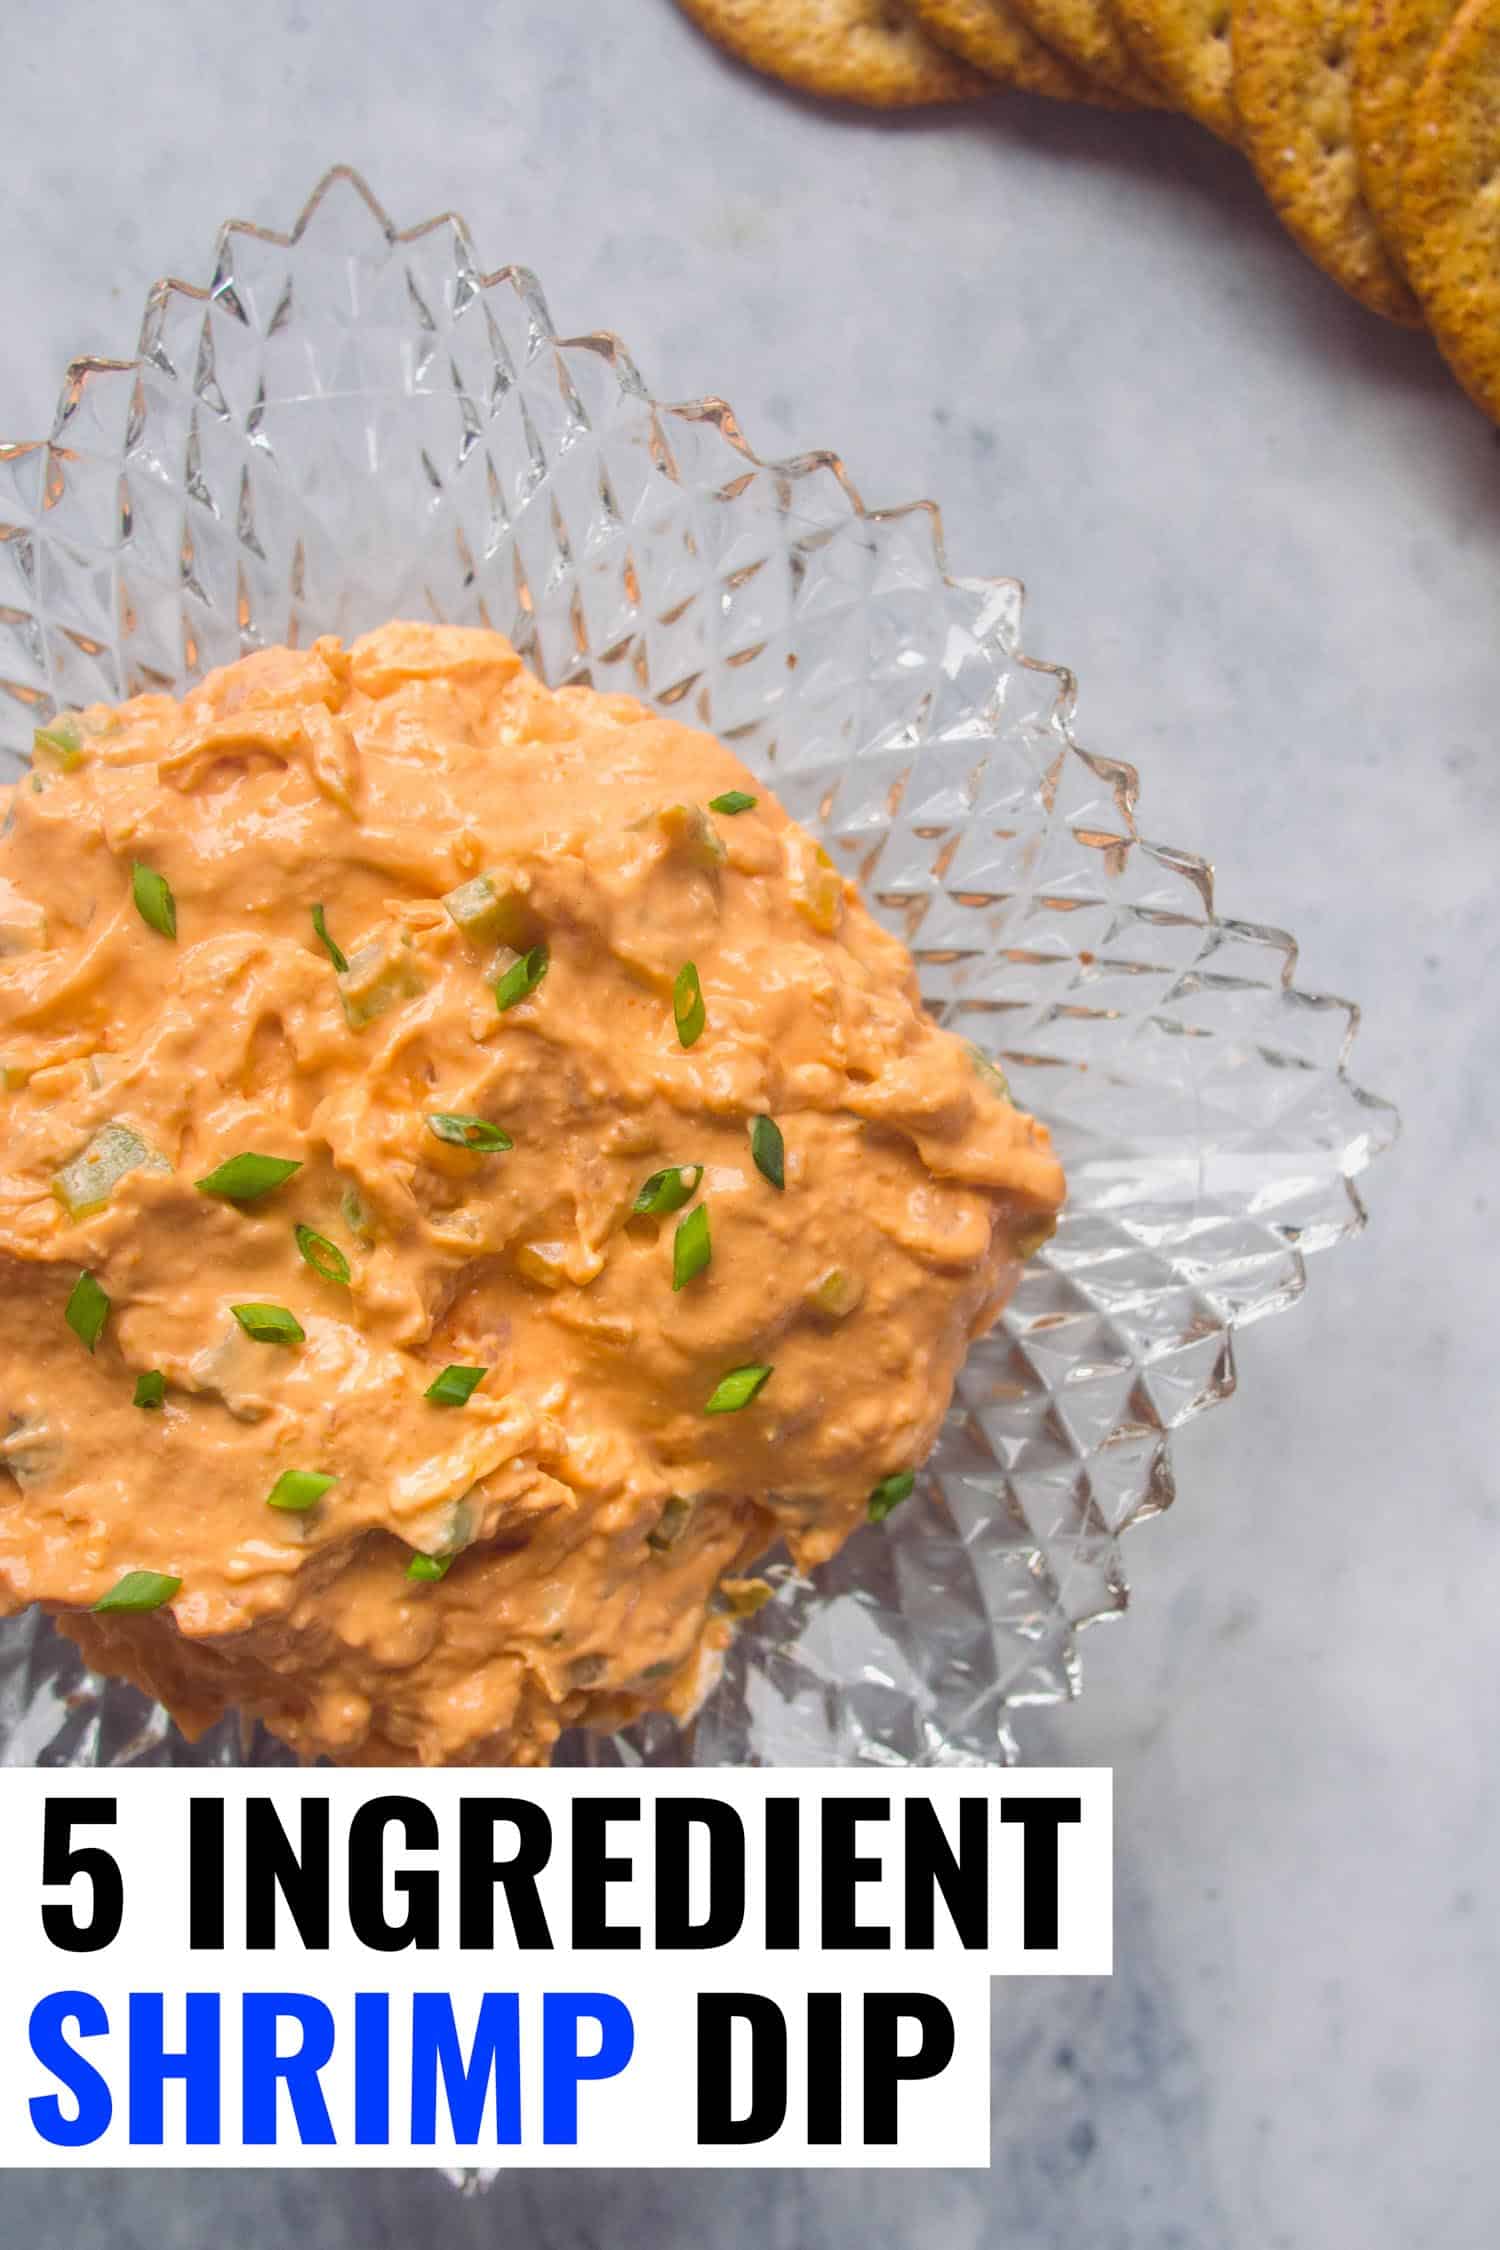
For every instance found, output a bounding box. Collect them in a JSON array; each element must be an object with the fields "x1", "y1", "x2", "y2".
[{"x1": 2, "y1": 2, "x2": 1497, "y2": 2243}]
